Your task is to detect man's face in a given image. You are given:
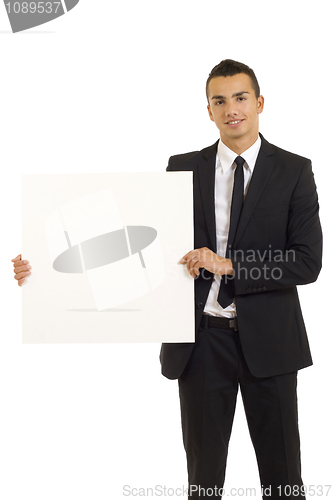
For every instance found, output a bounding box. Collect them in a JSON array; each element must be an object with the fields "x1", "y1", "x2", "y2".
[{"x1": 207, "y1": 73, "x2": 264, "y2": 151}]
